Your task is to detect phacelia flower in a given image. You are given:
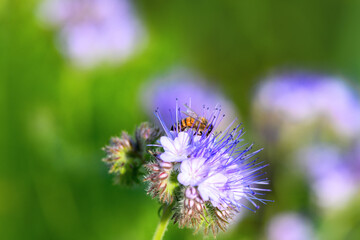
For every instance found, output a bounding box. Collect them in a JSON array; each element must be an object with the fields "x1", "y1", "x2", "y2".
[
  {"x1": 253, "y1": 71, "x2": 360, "y2": 142},
  {"x1": 145, "y1": 102, "x2": 270, "y2": 235},
  {"x1": 159, "y1": 132, "x2": 191, "y2": 162},
  {"x1": 296, "y1": 144, "x2": 357, "y2": 210},
  {"x1": 140, "y1": 68, "x2": 239, "y2": 131},
  {"x1": 266, "y1": 213, "x2": 315, "y2": 240},
  {"x1": 37, "y1": 0, "x2": 145, "y2": 68}
]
